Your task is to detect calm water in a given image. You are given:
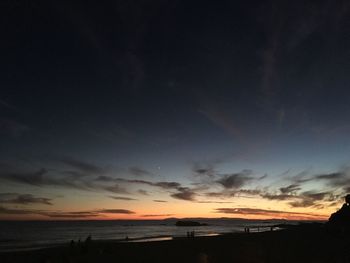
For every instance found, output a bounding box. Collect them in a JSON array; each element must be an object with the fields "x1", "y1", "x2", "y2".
[{"x1": 0, "y1": 219, "x2": 291, "y2": 252}]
